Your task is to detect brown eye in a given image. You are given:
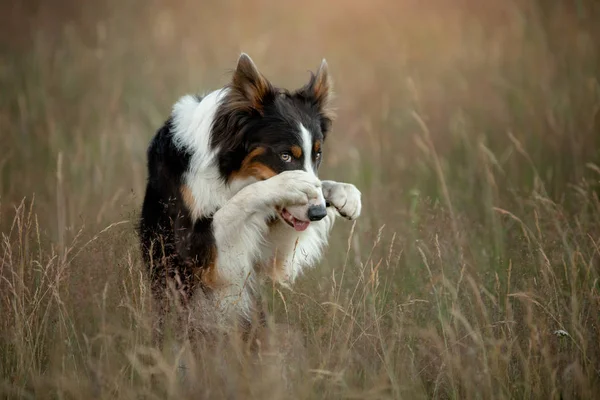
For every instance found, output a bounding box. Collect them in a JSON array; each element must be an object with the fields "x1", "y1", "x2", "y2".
[
  {"x1": 315, "y1": 151, "x2": 322, "y2": 161},
  {"x1": 280, "y1": 152, "x2": 292, "y2": 162}
]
